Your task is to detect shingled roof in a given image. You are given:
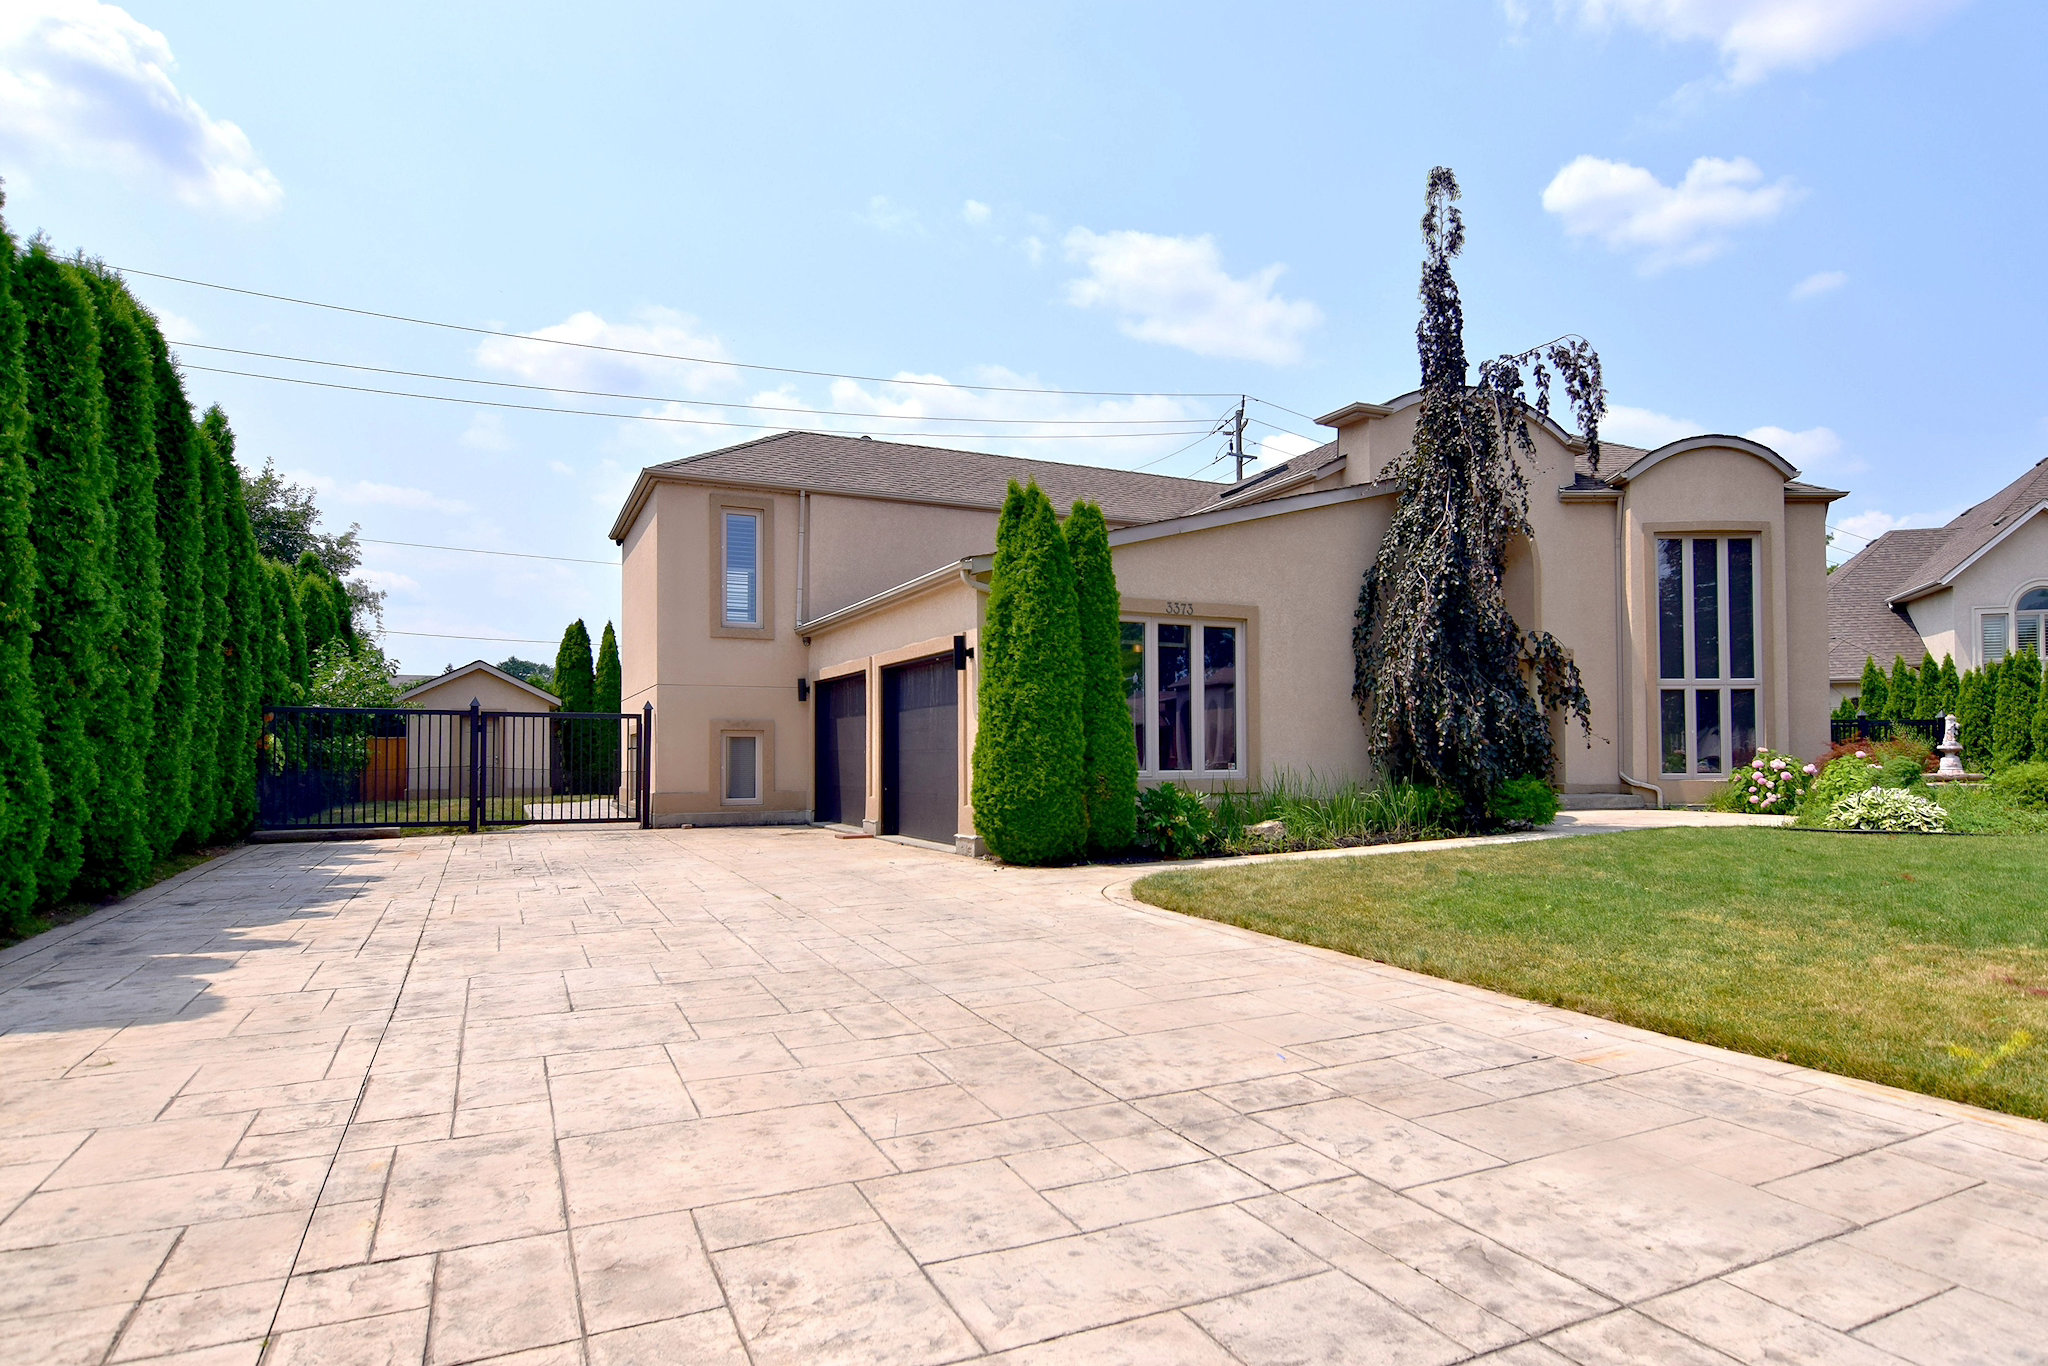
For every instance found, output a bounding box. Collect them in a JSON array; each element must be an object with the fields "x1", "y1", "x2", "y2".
[
  {"x1": 1825, "y1": 456, "x2": 2048, "y2": 679},
  {"x1": 628, "y1": 431, "x2": 1231, "y2": 529},
  {"x1": 1828, "y1": 528, "x2": 1948, "y2": 680}
]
